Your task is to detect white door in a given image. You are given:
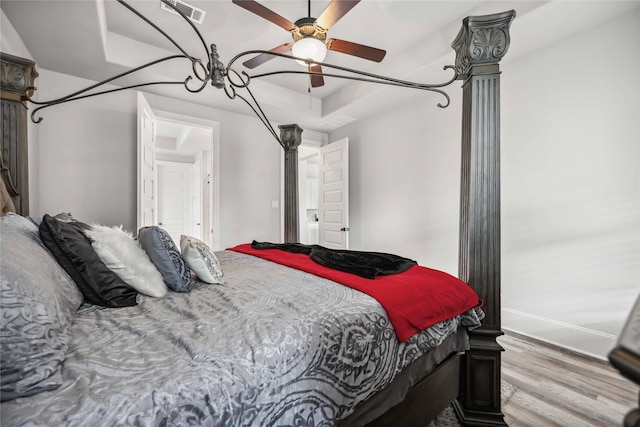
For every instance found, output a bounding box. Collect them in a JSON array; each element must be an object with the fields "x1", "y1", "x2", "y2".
[
  {"x1": 157, "y1": 162, "x2": 192, "y2": 246},
  {"x1": 137, "y1": 92, "x2": 156, "y2": 231},
  {"x1": 318, "y1": 138, "x2": 349, "y2": 249}
]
